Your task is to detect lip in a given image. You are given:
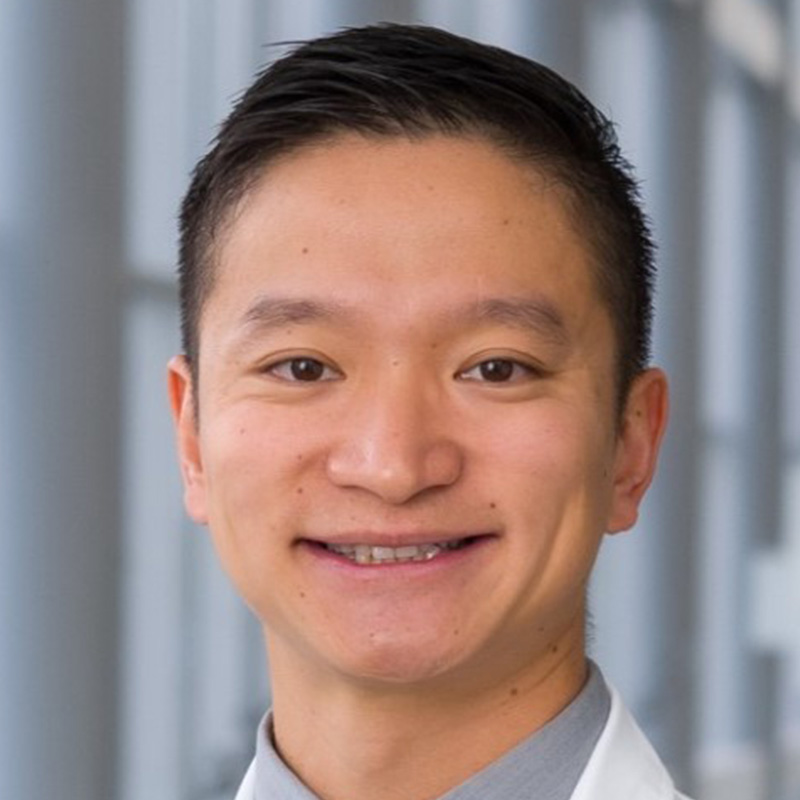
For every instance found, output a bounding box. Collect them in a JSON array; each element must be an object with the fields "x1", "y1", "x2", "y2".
[
  {"x1": 298, "y1": 533, "x2": 497, "y2": 572},
  {"x1": 299, "y1": 531, "x2": 492, "y2": 548}
]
